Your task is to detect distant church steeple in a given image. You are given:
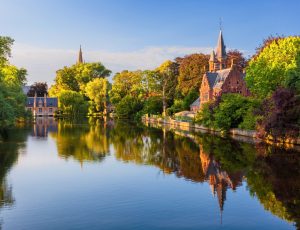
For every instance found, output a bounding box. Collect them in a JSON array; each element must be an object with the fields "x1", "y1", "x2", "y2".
[{"x1": 78, "y1": 45, "x2": 83, "y2": 64}]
